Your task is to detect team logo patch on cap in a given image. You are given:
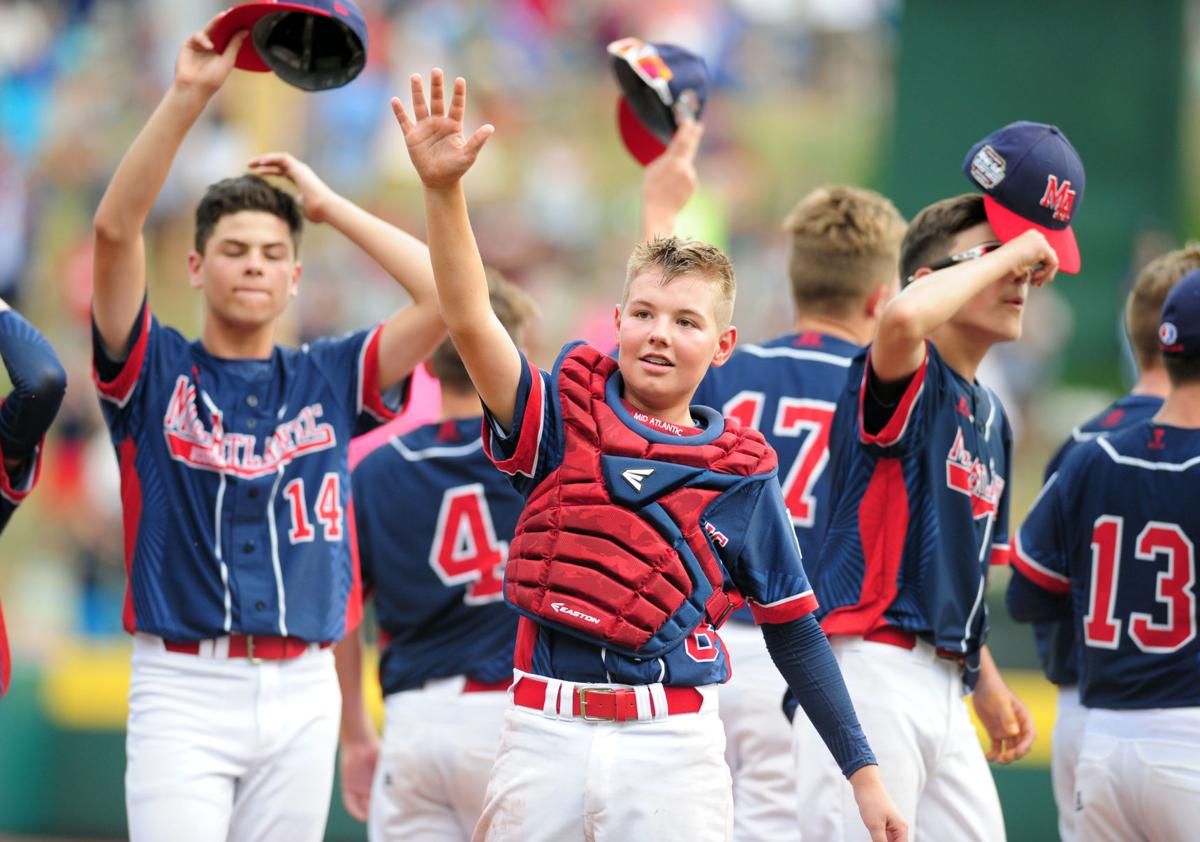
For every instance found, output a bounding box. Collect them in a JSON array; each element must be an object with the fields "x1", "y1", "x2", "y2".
[
  {"x1": 970, "y1": 146, "x2": 1007, "y2": 189},
  {"x1": 1160, "y1": 322, "x2": 1179, "y2": 346},
  {"x1": 1039, "y1": 175, "x2": 1077, "y2": 222}
]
